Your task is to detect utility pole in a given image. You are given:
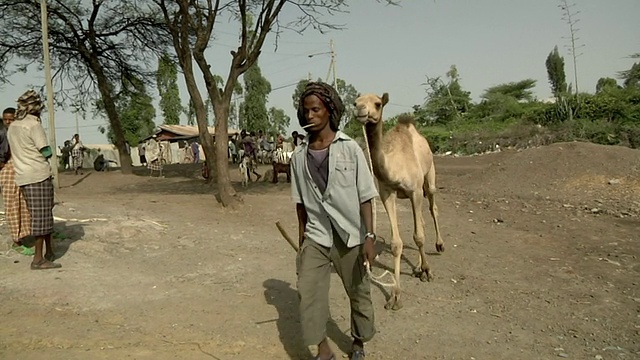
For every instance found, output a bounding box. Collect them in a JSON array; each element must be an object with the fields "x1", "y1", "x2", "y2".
[
  {"x1": 326, "y1": 39, "x2": 337, "y2": 86},
  {"x1": 40, "y1": 0, "x2": 59, "y2": 189},
  {"x1": 75, "y1": 112, "x2": 79, "y2": 135}
]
